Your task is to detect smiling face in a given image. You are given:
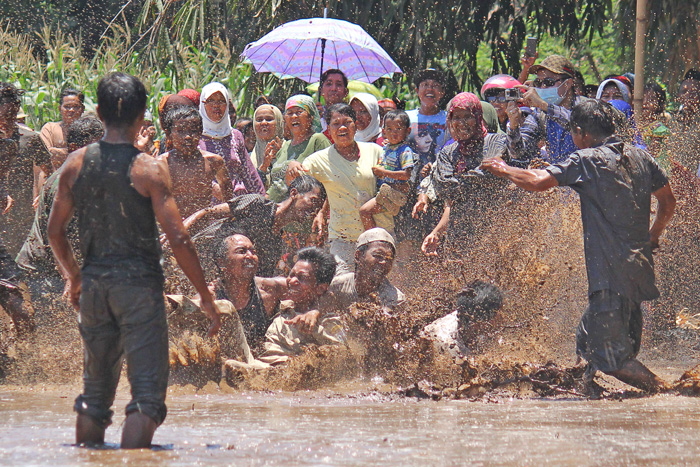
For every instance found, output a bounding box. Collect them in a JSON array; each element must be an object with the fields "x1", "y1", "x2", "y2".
[
  {"x1": 320, "y1": 73, "x2": 348, "y2": 106},
  {"x1": 417, "y1": 79, "x2": 445, "y2": 110},
  {"x1": 448, "y1": 107, "x2": 479, "y2": 141},
  {"x1": 355, "y1": 241, "x2": 395, "y2": 284},
  {"x1": 328, "y1": 111, "x2": 356, "y2": 148},
  {"x1": 203, "y1": 91, "x2": 228, "y2": 123},
  {"x1": 168, "y1": 117, "x2": 202, "y2": 155},
  {"x1": 290, "y1": 186, "x2": 325, "y2": 221},
  {"x1": 350, "y1": 99, "x2": 371, "y2": 132},
  {"x1": 222, "y1": 234, "x2": 258, "y2": 282},
  {"x1": 60, "y1": 95, "x2": 84, "y2": 126},
  {"x1": 255, "y1": 107, "x2": 277, "y2": 140},
  {"x1": 285, "y1": 260, "x2": 324, "y2": 305},
  {"x1": 285, "y1": 106, "x2": 313, "y2": 139}
]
